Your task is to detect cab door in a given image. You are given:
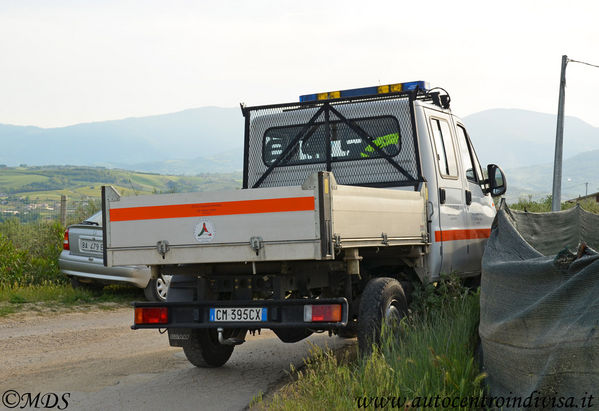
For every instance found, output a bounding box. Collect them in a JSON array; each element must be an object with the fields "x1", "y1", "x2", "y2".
[
  {"x1": 425, "y1": 109, "x2": 470, "y2": 275},
  {"x1": 453, "y1": 121, "x2": 495, "y2": 273}
]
